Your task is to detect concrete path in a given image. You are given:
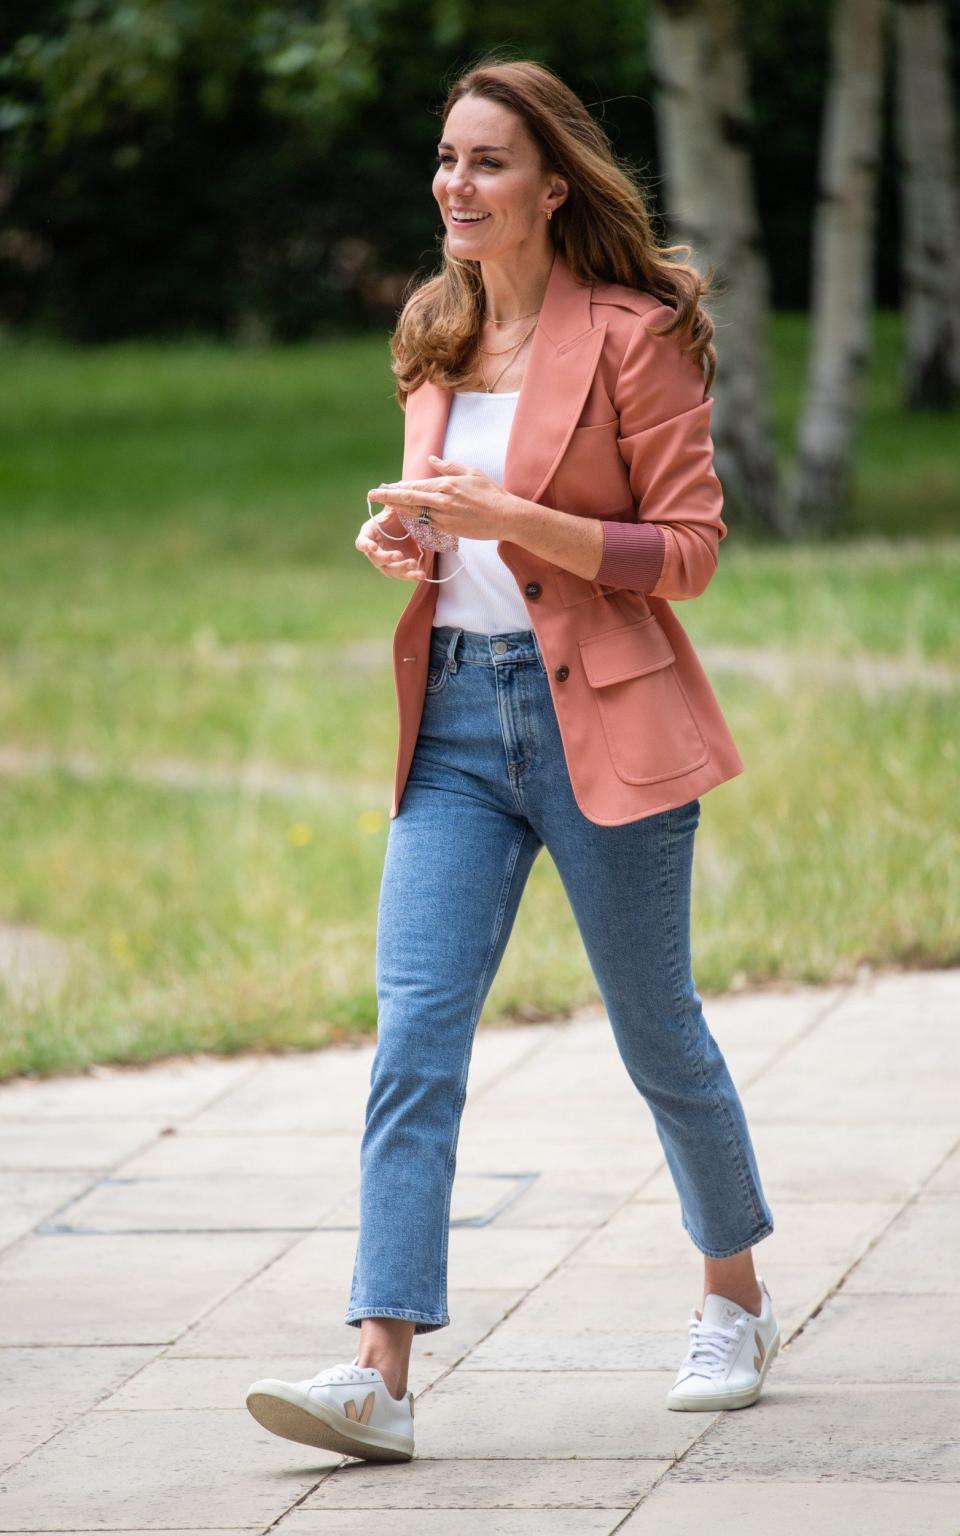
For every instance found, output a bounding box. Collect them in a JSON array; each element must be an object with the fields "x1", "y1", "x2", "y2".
[{"x1": 0, "y1": 965, "x2": 957, "y2": 1533}]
